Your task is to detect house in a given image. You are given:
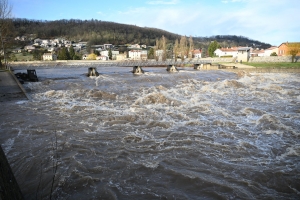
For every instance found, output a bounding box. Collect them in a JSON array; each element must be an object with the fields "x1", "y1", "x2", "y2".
[
  {"x1": 103, "y1": 44, "x2": 113, "y2": 50},
  {"x1": 43, "y1": 53, "x2": 57, "y2": 61},
  {"x1": 129, "y1": 50, "x2": 148, "y2": 60},
  {"x1": 128, "y1": 44, "x2": 141, "y2": 49},
  {"x1": 278, "y1": 42, "x2": 300, "y2": 56},
  {"x1": 237, "y1": 47, "x2": 251, "y2": 62},
  {"x1": 251, "y1": 49, "x2": 265, "y2": 57},
  {"x1": 14, "y1": 36, "x2": 27, "y2": 41},
  {"x1": 24, "y1": 45, "x2": 36, "y2": 52},
  {"x1": 96, "y1": 55, "x2": 109, "y2": 61},
  {"x1": 101, "y1": 50, "x2": 120, "y2": 60},
  {"x1": 264, "y1": 46, "x2": 278, "y2": 56},
  {"x1": 47, "y1": 47, "x2": 57, "y2": 52},
  {"x1": 155, "y1": 50, "x2": 164, "y2": 60},
  {"x1": 214, "y1": 47, "x2": 239, "y2": 57},
  {"x1": 193, "y1": 49, "x2": 202, "y2": 58},
  {"x1": 116, "y1": 53, "x2": 127, "y2": 61},
  {"x1": 34, "y1": 38, "x2": 43, "y2": 44}
]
